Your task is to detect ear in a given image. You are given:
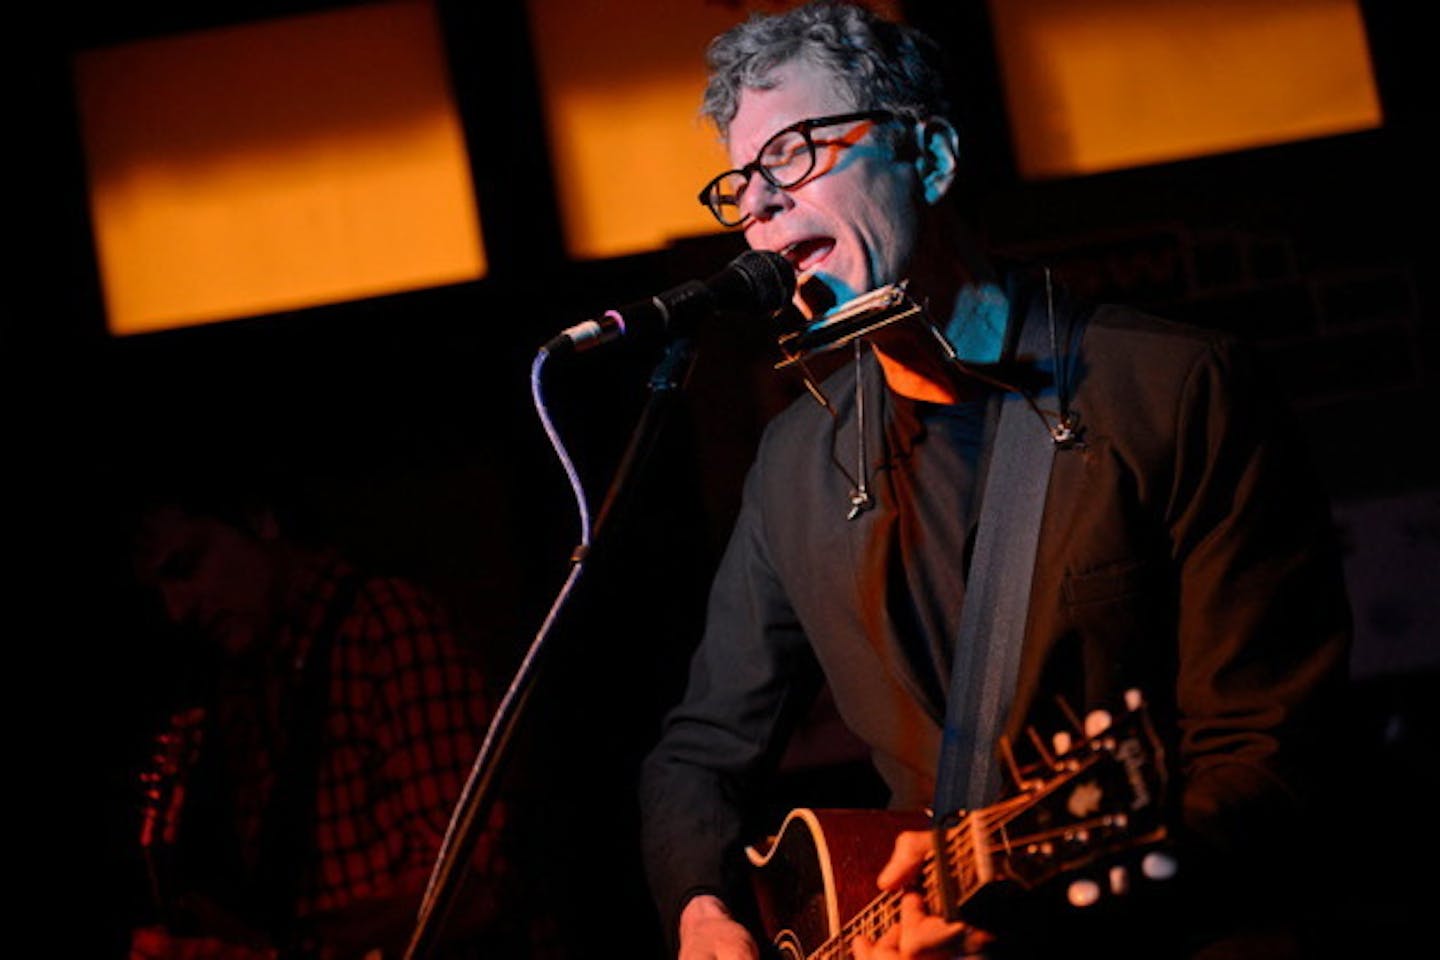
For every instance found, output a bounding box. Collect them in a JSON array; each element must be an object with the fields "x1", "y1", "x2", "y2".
[{"x1": 913, "y1": 118, "x2": 960, "y2": 205}]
